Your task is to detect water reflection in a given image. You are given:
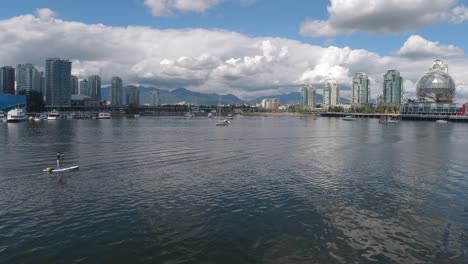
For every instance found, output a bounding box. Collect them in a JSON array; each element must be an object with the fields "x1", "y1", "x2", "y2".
[{"x1": 0, "y1": 118, "x2": 467, "y2": 263}]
